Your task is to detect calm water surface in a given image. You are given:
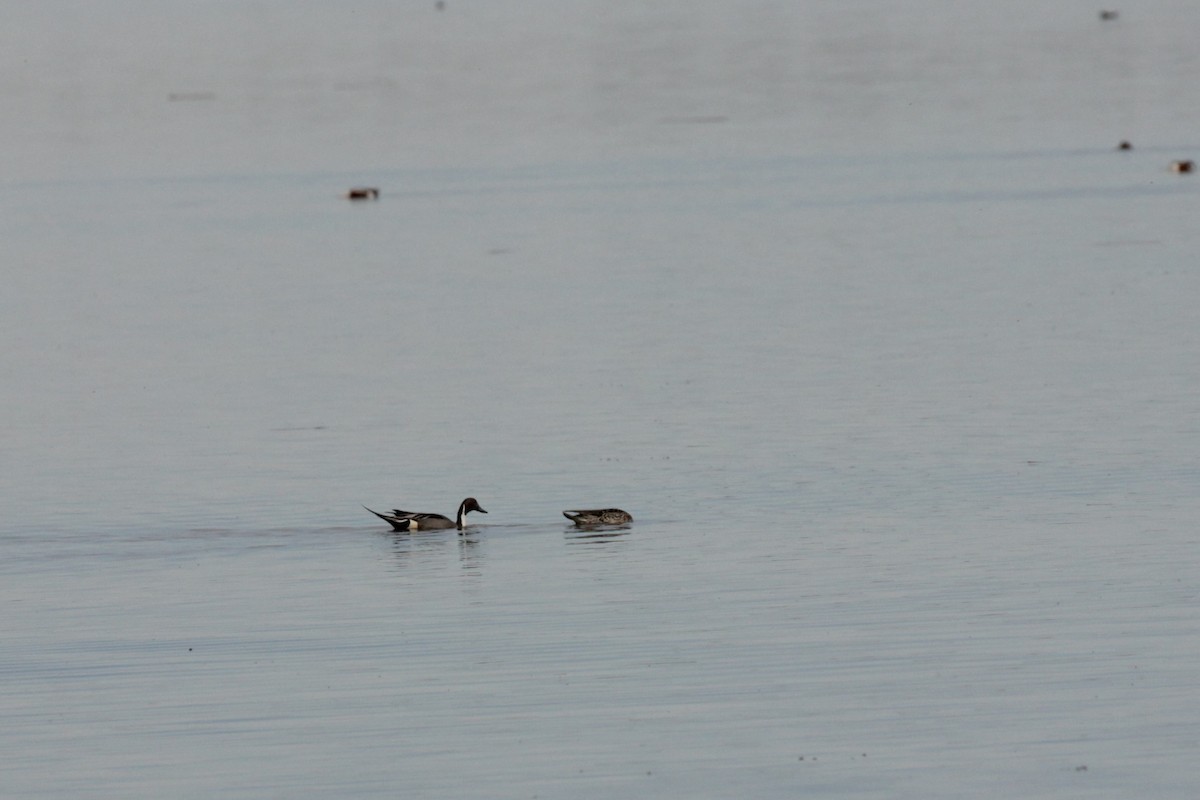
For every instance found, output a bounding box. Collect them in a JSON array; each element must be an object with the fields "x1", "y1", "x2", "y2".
[{"x1": 3, "y1": 2, "x2": 1199, "y2": 797}]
